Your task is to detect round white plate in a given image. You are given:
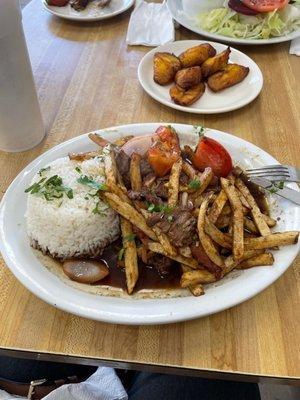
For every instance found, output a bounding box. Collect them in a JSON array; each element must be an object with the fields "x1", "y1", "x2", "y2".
[
  {"x1": 43, "y1": 0, "x2": 134, "y2": 21},
  {"x1": 138, "y1": 40, "x2": 263, "y2": 114},
  {"x1": 0, "y1": 123, "x2": 299, "y2": 325},
  {"x1": 167, "y1": 0, "x2": 300, "y2": 45}
]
